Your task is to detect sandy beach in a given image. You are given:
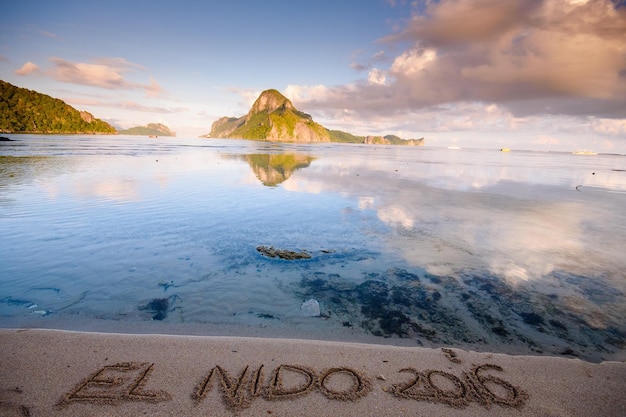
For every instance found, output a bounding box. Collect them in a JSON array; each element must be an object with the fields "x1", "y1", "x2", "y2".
[{"x1": 1, "y1": 329, "x2": 624, "y2": 416}]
